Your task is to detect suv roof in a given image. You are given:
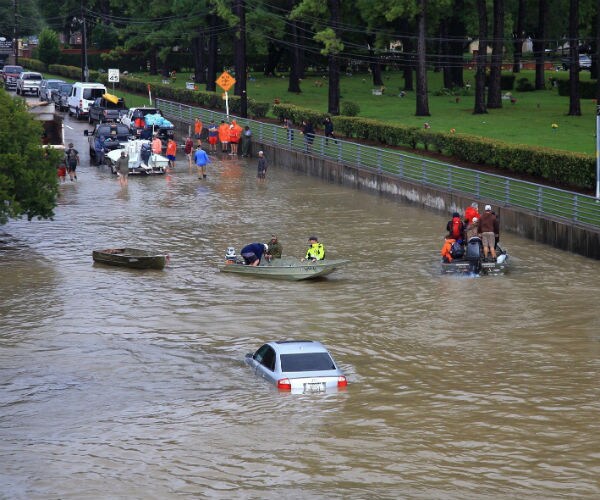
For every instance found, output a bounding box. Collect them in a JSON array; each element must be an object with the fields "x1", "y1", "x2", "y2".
[{"x1": 3, "y1": 65, "x2": 23, "y2": 73}]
